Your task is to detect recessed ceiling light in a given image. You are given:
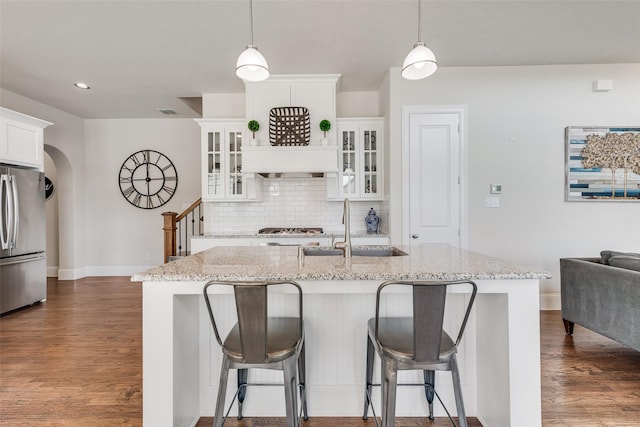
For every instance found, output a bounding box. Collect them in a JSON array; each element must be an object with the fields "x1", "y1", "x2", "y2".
[{"x1": 74, "y1": 82, "x2": 90, "y2": 89}]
